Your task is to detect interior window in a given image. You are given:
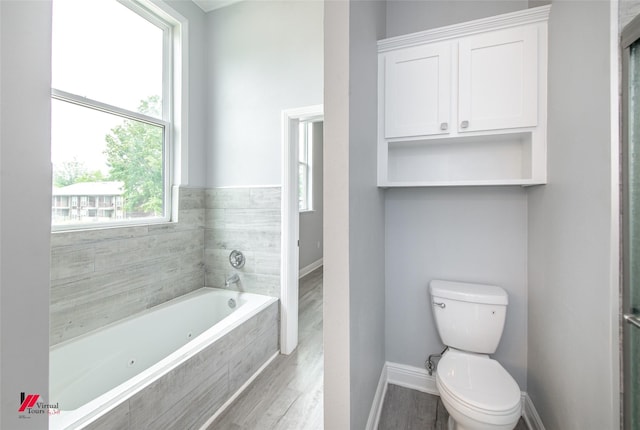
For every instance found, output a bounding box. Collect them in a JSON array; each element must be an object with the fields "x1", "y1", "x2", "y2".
[
  {"x1": 298, "y1": 121, "x2": 313, "y2": 212},
  {"x1": 51, "y1": 0, "x2": 172, "y2": 229}
]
